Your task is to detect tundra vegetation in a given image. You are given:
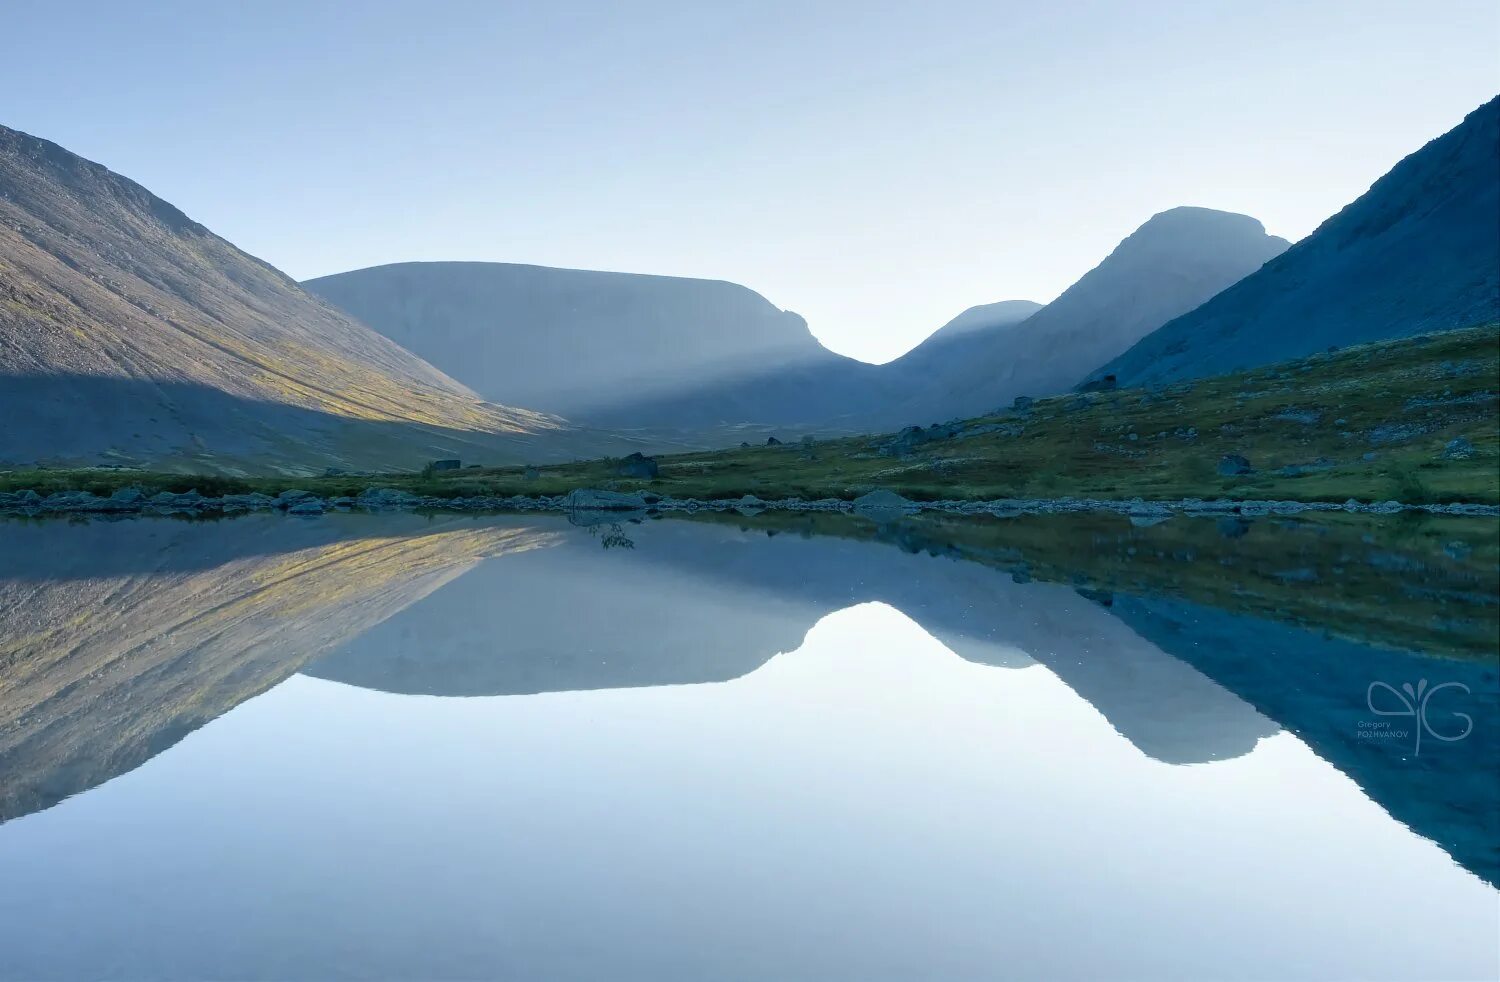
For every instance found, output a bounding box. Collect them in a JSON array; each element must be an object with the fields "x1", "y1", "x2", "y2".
[{"x1": 5, "y1": 324, "x2": 1496, "y2": 506}]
